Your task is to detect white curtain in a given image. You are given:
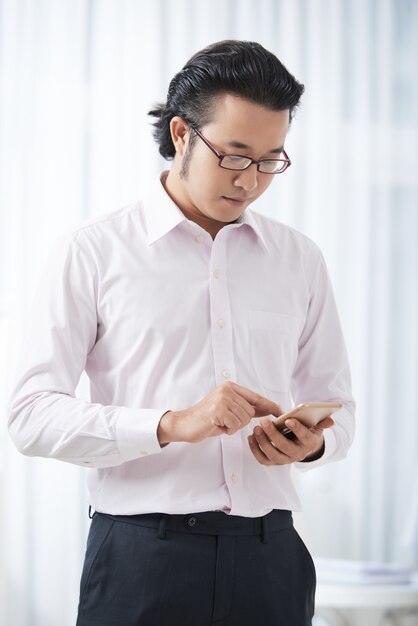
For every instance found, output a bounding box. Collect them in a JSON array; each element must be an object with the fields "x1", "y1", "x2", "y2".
[{"x1": 1, "y1": 0, "x2": 417, "y2": 624}]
